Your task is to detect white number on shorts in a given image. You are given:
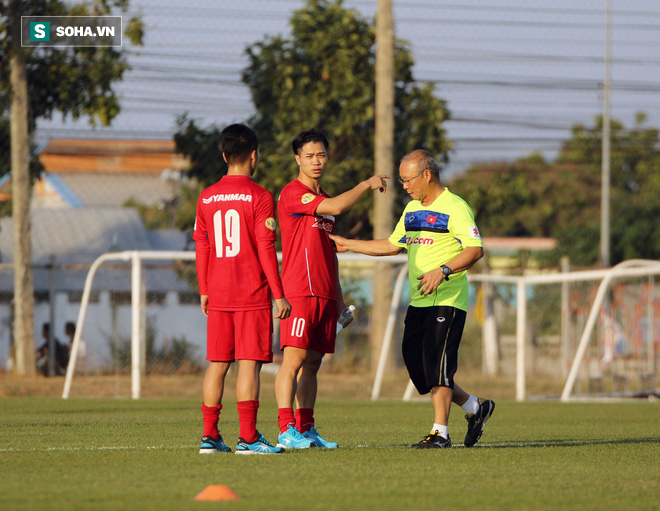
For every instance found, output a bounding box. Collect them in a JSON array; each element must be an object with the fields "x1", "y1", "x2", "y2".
[
  {"x1": 291, "y1": 317, "x2": 306, "y2": 338},
  {"x1": 213, "y1": 209, "x2": 241, "y2": 258}
]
